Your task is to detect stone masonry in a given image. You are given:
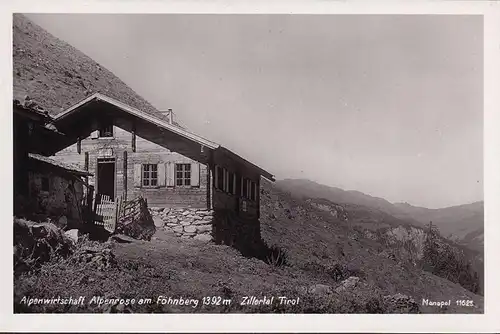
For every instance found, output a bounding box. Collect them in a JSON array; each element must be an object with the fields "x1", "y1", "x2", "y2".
[{"x1": 149, "y1": 207, "x2": 213, "y2": 242}]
